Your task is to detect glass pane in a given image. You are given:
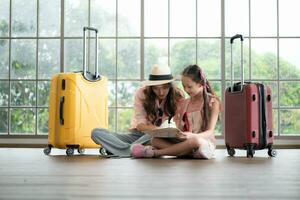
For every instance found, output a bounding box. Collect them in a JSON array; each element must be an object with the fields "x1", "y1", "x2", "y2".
[
  {"x1": 0, "y1": 81, "x2": 9, "y2": 106},
  {"x1": 251, "y1": 39, "x2": 277, "y2": 79},
  {"x1": 210, "y1": 81, "x2": 221, "y2": 99},
  {"x1": 280, "y1": 82, "x2": 300, "y2": 107},
  {"x1": 117, "y1": 108, "x2": 133, "y2": 132},
  {"x1": 39, "y1": 0, "x2": 60, "y2": 37},
  {"x1": 65, "y1": 0, "x2": 88, "y2": 37},
  {"x1": 144, "y1": 39, "x2": 168, "y2": 79},
  {"x1": 0, "y1": 40, "x2": 9, "y2": 79},
  {"x1": 108, "y1": 81, "x2": 116, "y2": 107},
  {"x1": 117, "y1": 81, "x2": 139, "y2": 107},
  {"x1": 170, "y1": 0, "x2": 196, "y2": 37},
  {"x1": 11, "y1": 81, "x2": 36, "y2": 106},
  {"x1": 198, "y1": 39, "x2": 221, "y2": 79},
  {"x1": 279, "y1": 39, "x2": 300, "y2": 79},
  {"x1": 118, "y1": 0, "x2": 140, "y2": 37},
  {"x1": 198, "y1": 0, "x2": 221, "y2": 37},
  {"x1": 261, "y1": 81, "x2": 278, "y2": 108},
  {"x1": 273, "y1": 109, "x2": 278, "y2": 136},
  {"x1": 38, "y1": 39, "x2": 60, "y2": 79},
  {"x1": 0, "y1": 108, "x2": 8, "y2": 134},
  {"x1": 99, "y1": 39, "x2": 116, "y2": 79},
  {"x1": 225, "y1": 0, "x2": 249, "y2": 37},
  {"x1": 38, "y1": 81, "x2": 50, "y2": 106},
  {"x1": 0, "y1": 0, "x2": 9, "y2": 37},
  {"x1": 108, "y1": 108, "x2": 116, "y2": 132},
  {"x1": 170, "y1": 39, "x2": 196, "y2": 77},
  {"x1": 280, "y1": 109, "x2": 300, "y2": 135},
  {"x1": 144, "y1": 0, "x2": 168, "y2": 37},
  {"x1": 38, "y1": 108, "x2": 48, "y2": 135},
  {"x1": 11, "y1": 0, "x2": 37, "y2": 37},
  {"x1": 279, "y1": 0, "x2": 300, "y2": 36},
  {"x1": 225, "y1": 38, "x2": 250, "y2": 81},
  {"x1": 10, "y1": 108, "x2": 35, "y2": 135},
  {"x1": 117, "y1": 39, "x2": 140, "y2": 79},
  {"x1": 11, "y1": 39, "x2": 36, "y2": 79},
  {"x1": 91, "y1": 0, "x2": 116, "y2": 37},
  {"x1": 64, "y1": 39, "x2": 83, "y2": 72},
  {"x1": 251, "y1": 0, "x2": 277, "y2": 36}
]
